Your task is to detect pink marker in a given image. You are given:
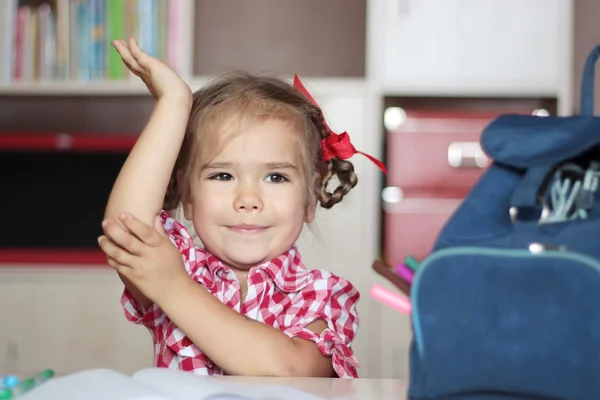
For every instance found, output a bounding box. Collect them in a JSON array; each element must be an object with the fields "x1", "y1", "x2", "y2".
[
  {"x1": 370, "y1": 284, "x2": 412, "y2": 315},
  {"x1": 394, "y1": 263, "x2": 414, "y2": 284}
]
